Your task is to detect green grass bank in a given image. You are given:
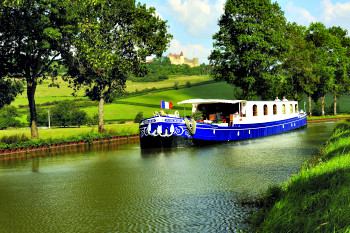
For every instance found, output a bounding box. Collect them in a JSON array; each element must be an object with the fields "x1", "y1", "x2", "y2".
[{"x1": 252, "y1": 120, "x2": 350, "y2": 232}]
